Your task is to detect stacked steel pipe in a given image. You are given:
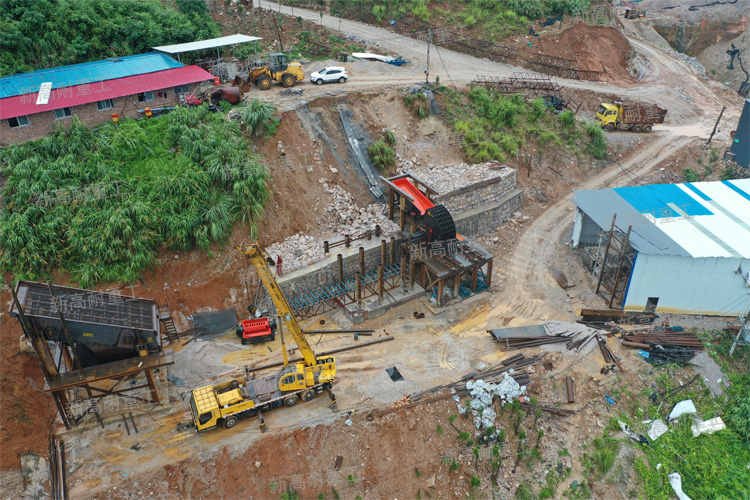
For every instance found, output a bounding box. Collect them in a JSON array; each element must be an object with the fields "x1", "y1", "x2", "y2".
[{"x1": 621, "y1": 331, "x2": 702, "y2": 365}]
